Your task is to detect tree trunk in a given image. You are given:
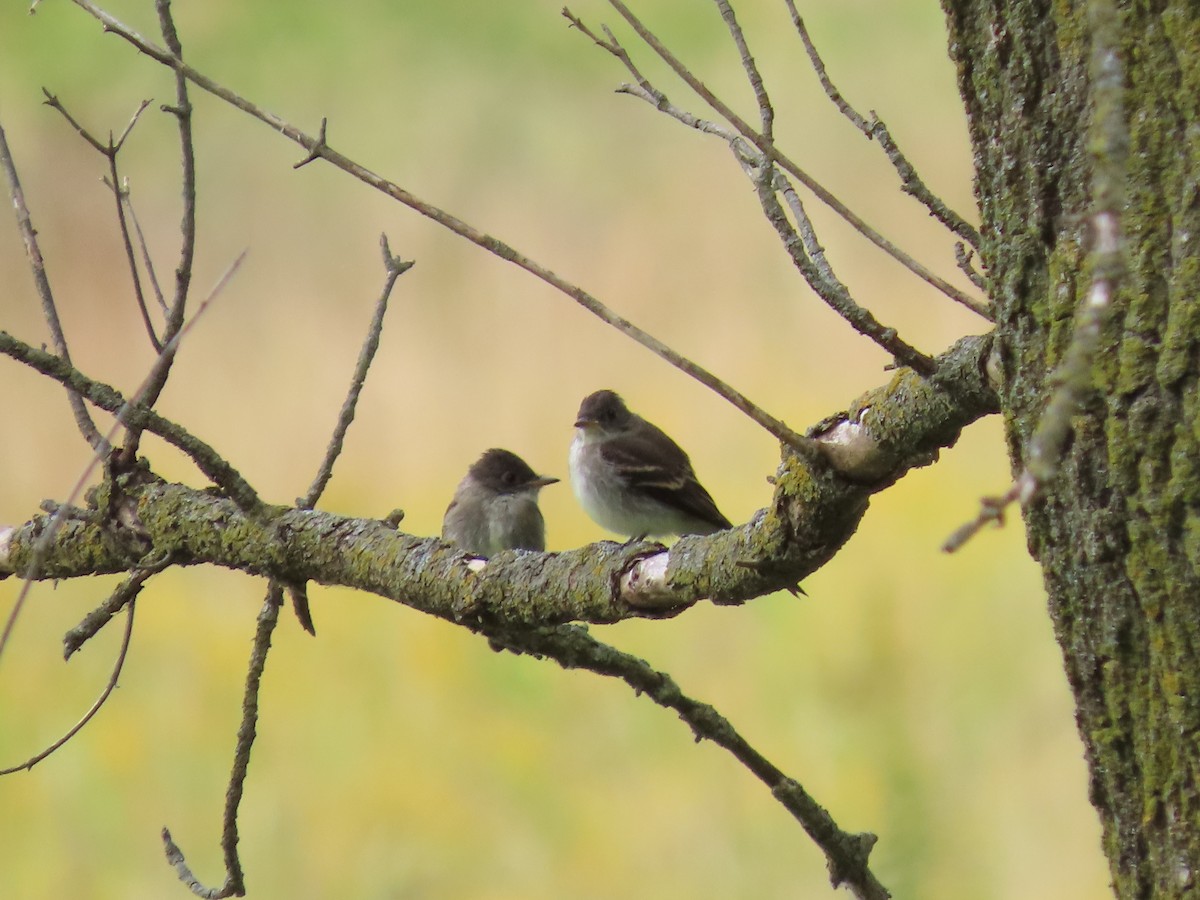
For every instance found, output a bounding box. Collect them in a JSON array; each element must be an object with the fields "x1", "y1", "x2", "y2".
[{"x1": 942, "y1": 1, "x2": 1200, "y2": 896}]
